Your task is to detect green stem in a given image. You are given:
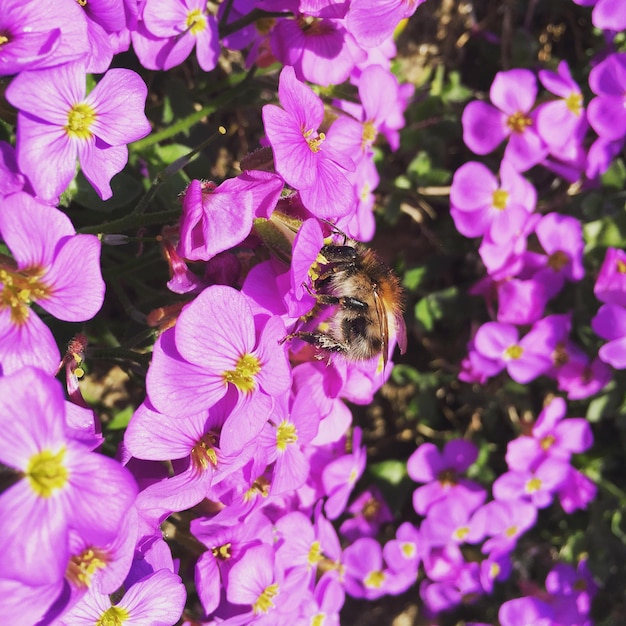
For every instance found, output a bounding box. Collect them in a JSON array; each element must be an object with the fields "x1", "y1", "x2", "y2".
[
  {"x1": 86, "y1": 347, "x2": 152, "y2": 367},
  {"x1": 78, "y1": 208, "x2": 181, "y2": 235},
  {"x1": 130, "y1": 67, "x2": 257, "y2": 152}
]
